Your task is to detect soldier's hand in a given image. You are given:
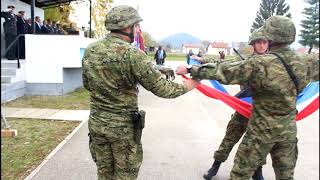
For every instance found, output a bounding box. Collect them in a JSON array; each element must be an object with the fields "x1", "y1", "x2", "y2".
[
  {"x1": 183, "y1": 79, "x2": 199, "y2": 91},
  {"x1": 176, "y1": 65, "x2": 188, "y2": 75}
]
